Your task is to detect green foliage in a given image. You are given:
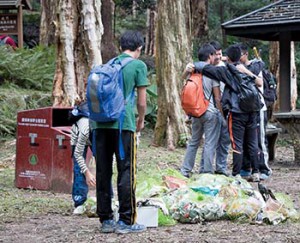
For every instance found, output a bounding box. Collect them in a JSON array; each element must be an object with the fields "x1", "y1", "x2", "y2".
[
  {"x1": 0, "y1": 45, "x2": 55, "y2": 91},
  {"x1": 207, "y1": 0, "x2": 272, "y2": 63},
  {"x1": 158, "y1": 209, "x2": 177, "y2": 226},
  {"x1": 115, "y1": 0, "x2": 156, "y2": 12},
  {"x1": 145, "y1": 81, "x2": 158, "y2": 128},
  {"x1": 114, "y1": 11, "x2": 147, "y2": 38},
  {"x1": 23, "y1": 12, "x2": 41, "y2": 48},
  {"x1": 0, "y1": 85, "x2": 52, "y2": 140},
  {"x1": 208, "y1": 0, "x2": 270, "y2": 44}
]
